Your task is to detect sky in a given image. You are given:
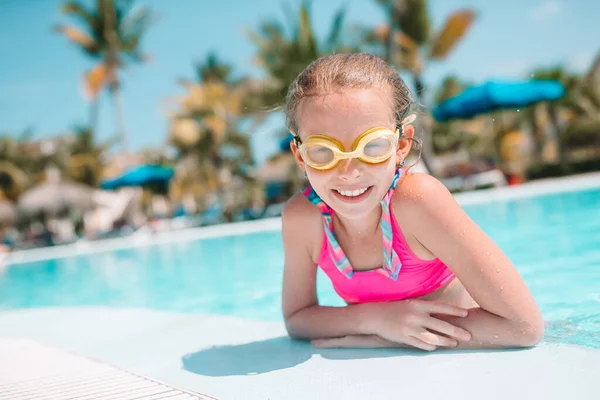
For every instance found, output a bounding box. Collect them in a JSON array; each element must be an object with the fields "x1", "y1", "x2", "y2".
[{"x1": 0, "y1": 0, "x2": 598, "y2": 164}]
